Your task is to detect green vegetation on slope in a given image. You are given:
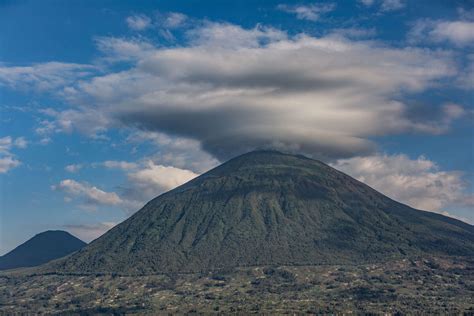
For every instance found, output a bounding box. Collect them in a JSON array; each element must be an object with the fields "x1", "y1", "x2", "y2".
[{"x1": 47, "y1": 151, "x2": 474, "y2": 274}]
